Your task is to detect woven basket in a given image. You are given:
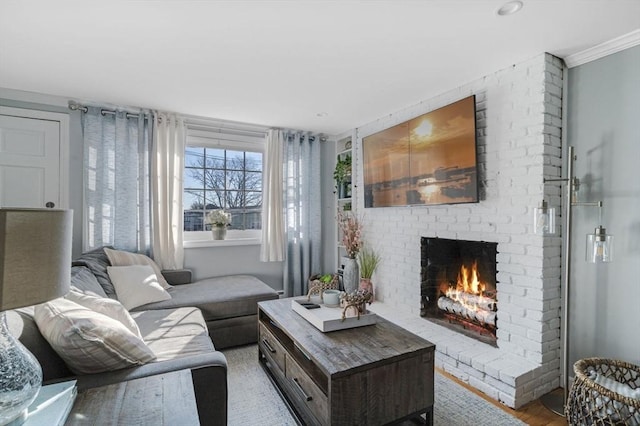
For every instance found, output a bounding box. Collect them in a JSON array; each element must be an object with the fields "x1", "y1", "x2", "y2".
[
  {"x1": 566, "y1": 358, "x2": 640, "y2": 426},
  {"x1": 306, "y1": 274, "x2": 339, "y2": 301}
]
